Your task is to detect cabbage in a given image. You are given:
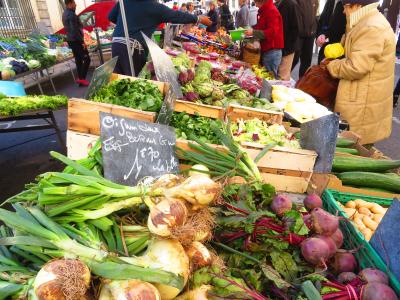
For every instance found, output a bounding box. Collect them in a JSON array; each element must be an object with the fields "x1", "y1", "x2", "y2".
[{"x1": 28, "y1": 60, "x2": 41, "y2": 69}]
